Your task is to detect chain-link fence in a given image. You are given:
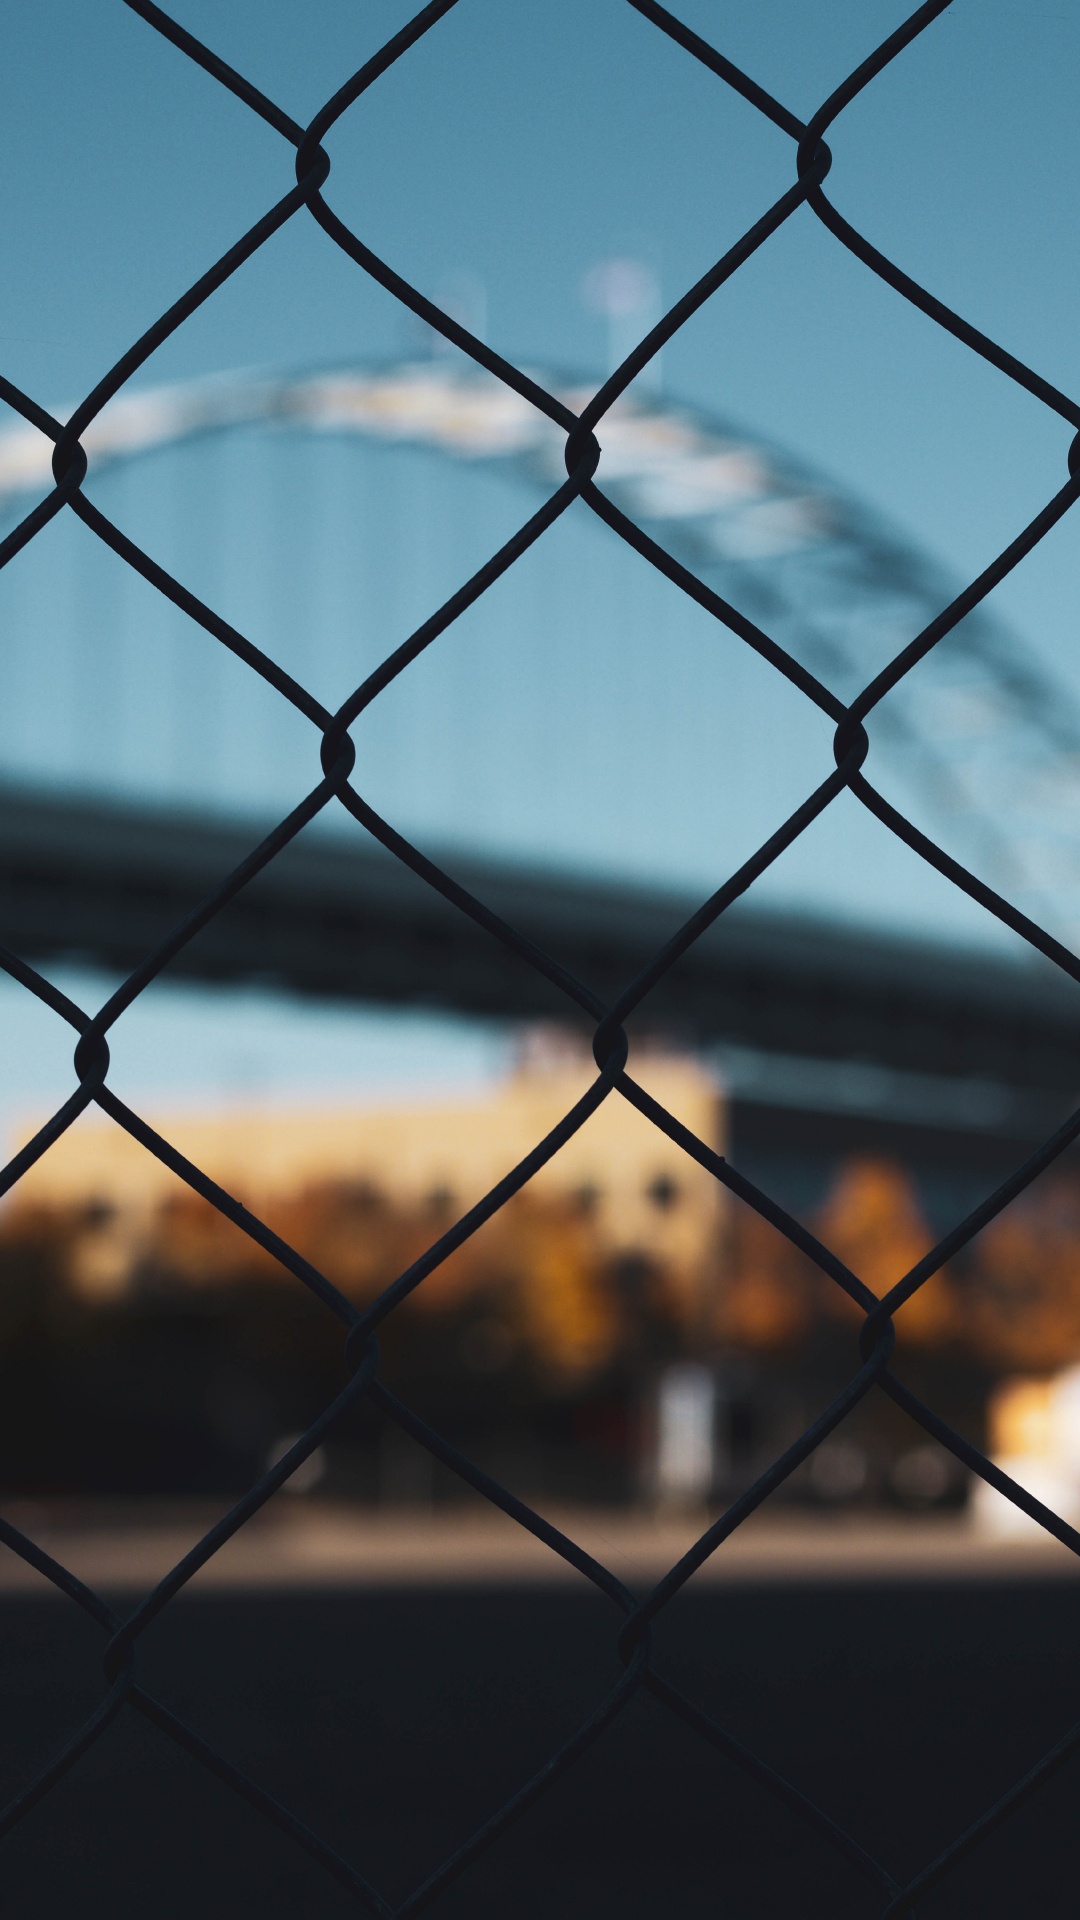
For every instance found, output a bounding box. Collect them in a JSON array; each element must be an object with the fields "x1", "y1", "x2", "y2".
[{"x1": 1, "y1": 0, "x2": 1079, "y2": 1911}]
